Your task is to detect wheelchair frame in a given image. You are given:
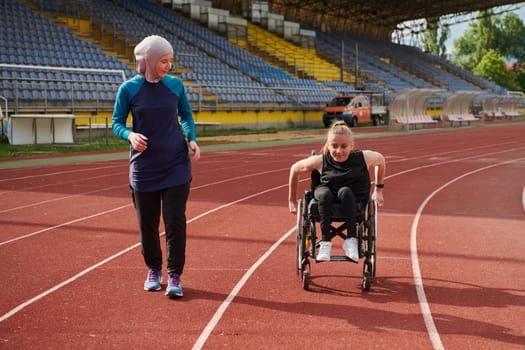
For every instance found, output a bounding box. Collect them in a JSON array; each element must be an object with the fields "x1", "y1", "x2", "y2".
[{"x1": 295, "y1": 188, "x2": 378, "y2": 291}]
